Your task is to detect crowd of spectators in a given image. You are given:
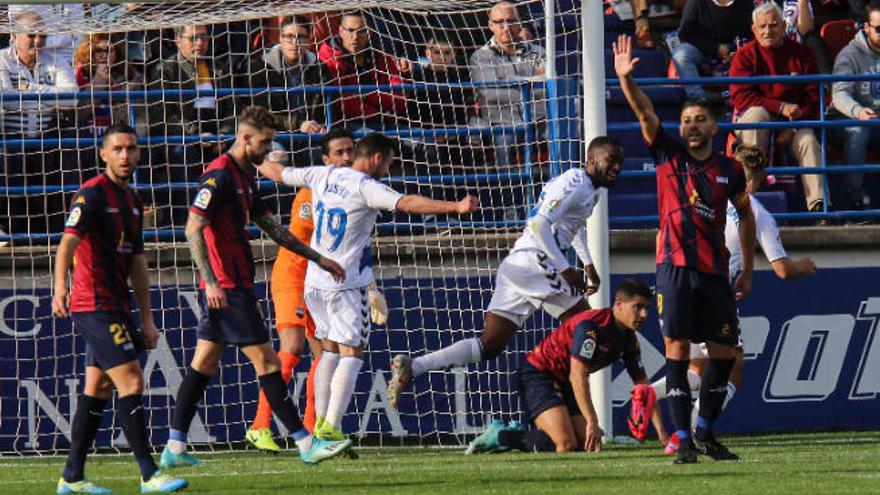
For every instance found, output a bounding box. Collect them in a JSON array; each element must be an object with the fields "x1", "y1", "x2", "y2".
[{"x1": 0, "y1": 0, "x2": 878, "y2": 236}]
